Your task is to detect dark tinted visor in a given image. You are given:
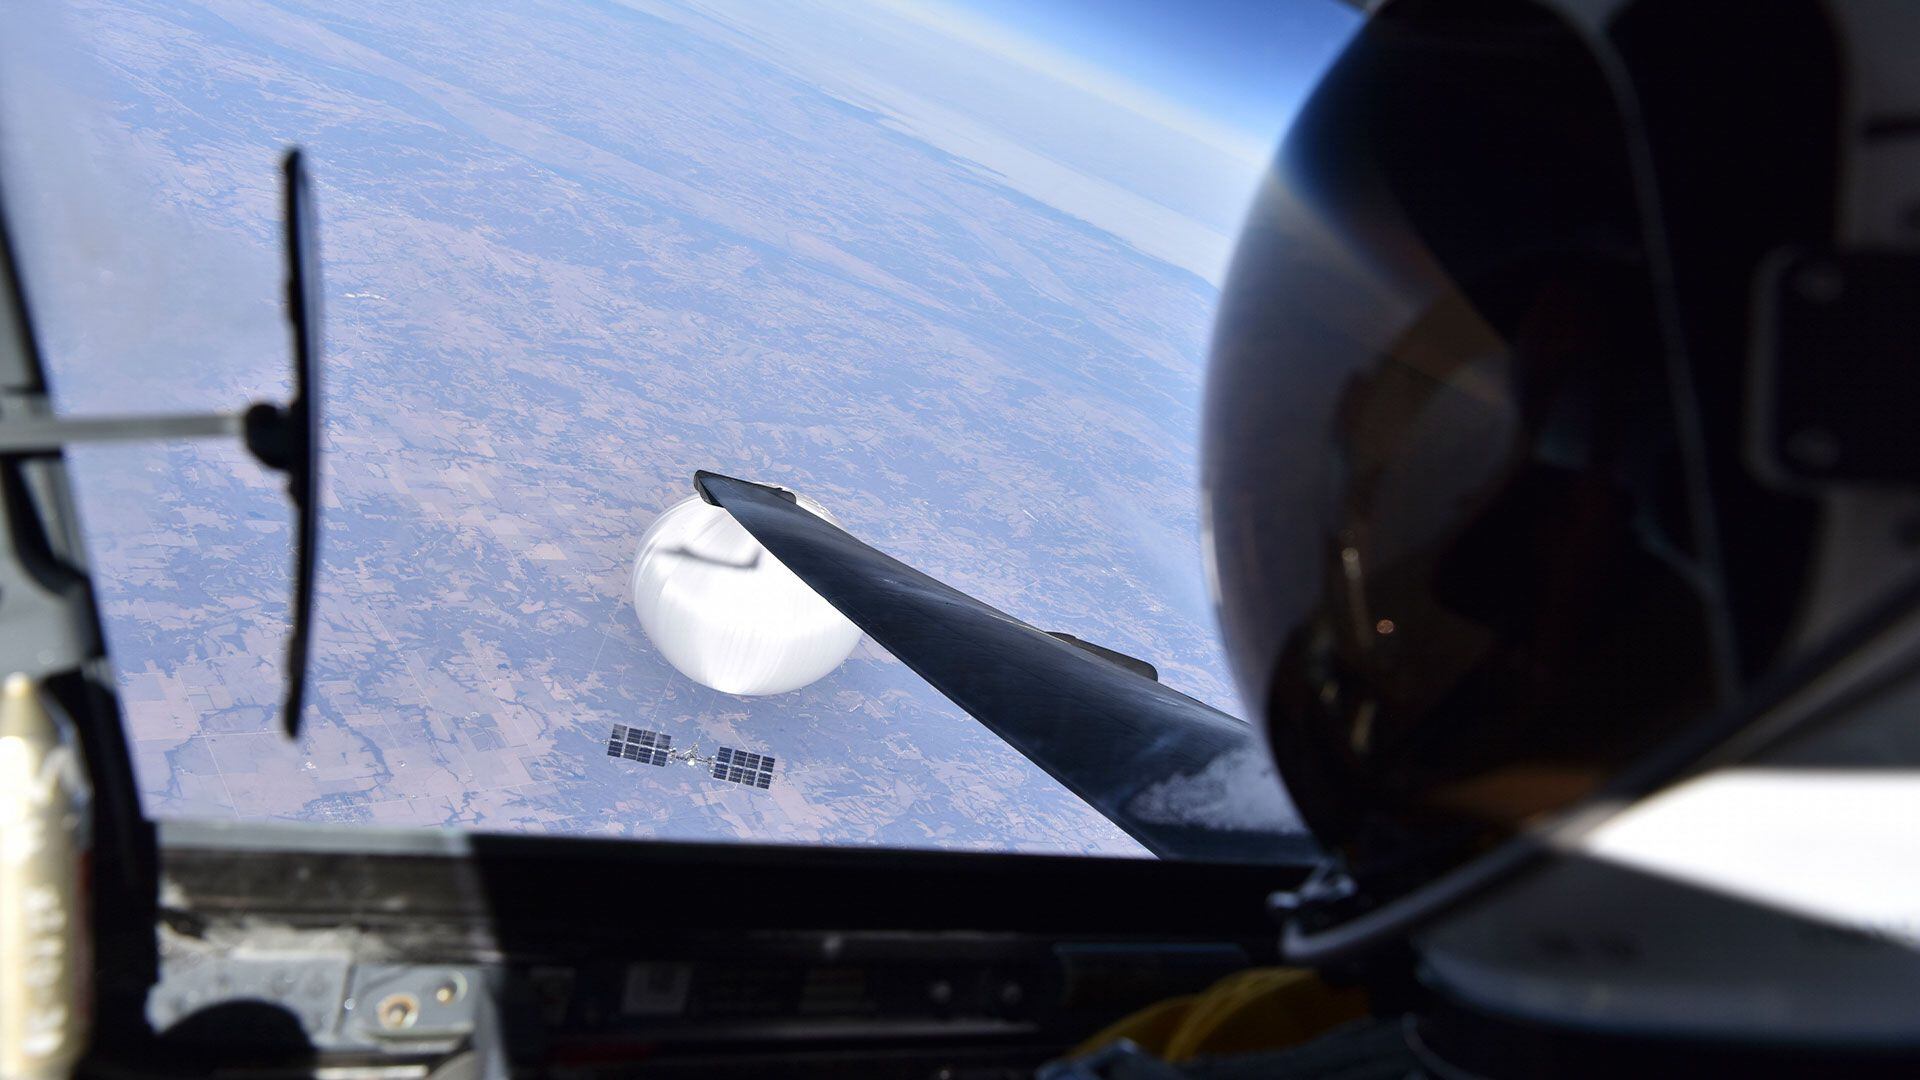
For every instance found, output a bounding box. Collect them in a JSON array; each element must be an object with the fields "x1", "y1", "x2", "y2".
[{"x1": 1203, "y1": 0, "x2": 1722, "y2": 892}]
